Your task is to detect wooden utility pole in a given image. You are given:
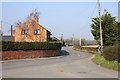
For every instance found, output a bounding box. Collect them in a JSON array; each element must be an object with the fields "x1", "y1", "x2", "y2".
[
  {"x1": 61, "y1": 34, "x2": 63, "y2": 41},
  {"x1": 79, "y1": 38, "x2": 81, "y2": 46},
  {"x1": 98, "y1": 0, "x2": 103, "y2": 52},
  {"x1": 72, "y1": 34, "x2": 74, "y2": 45}
]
